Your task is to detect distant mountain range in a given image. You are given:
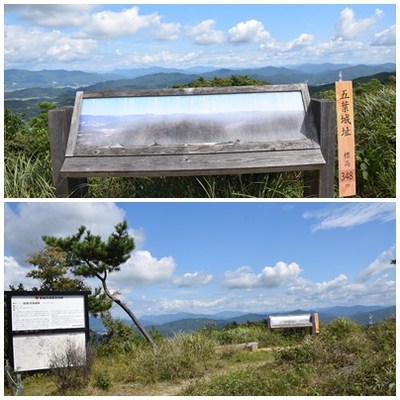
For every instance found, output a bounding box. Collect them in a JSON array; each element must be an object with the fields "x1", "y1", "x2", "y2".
[
  {"x1": 4, "y1": 63, "x2": 395, "y2": 120},
  {"x1": 89, "y1": 305, "x2": 395, "y2": 336},
  {"x1": 5, "y1": 63, "x2": 395, "y2": 91}
]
